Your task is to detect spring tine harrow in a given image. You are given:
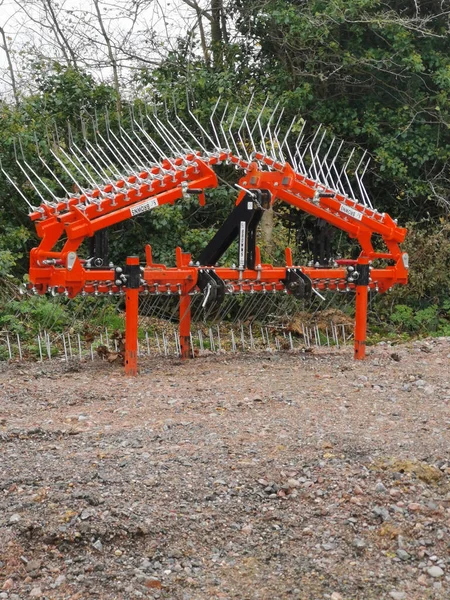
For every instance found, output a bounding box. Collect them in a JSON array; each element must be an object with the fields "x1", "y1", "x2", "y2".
[{"x1": 3, "y1": 99, "x2": 409, "y2": 371}]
